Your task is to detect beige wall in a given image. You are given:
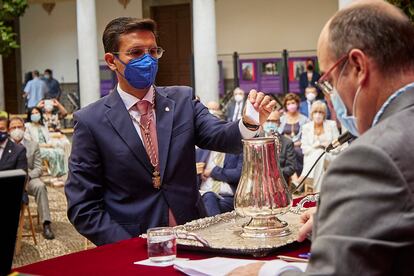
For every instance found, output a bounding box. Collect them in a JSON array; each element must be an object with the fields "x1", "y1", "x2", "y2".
[
  {"x1": 216, "y1": 0, "x2": 338, "y2": 78},
  {"x1": 20, "y1": 0, "x2": 143, "y2": 83}
]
